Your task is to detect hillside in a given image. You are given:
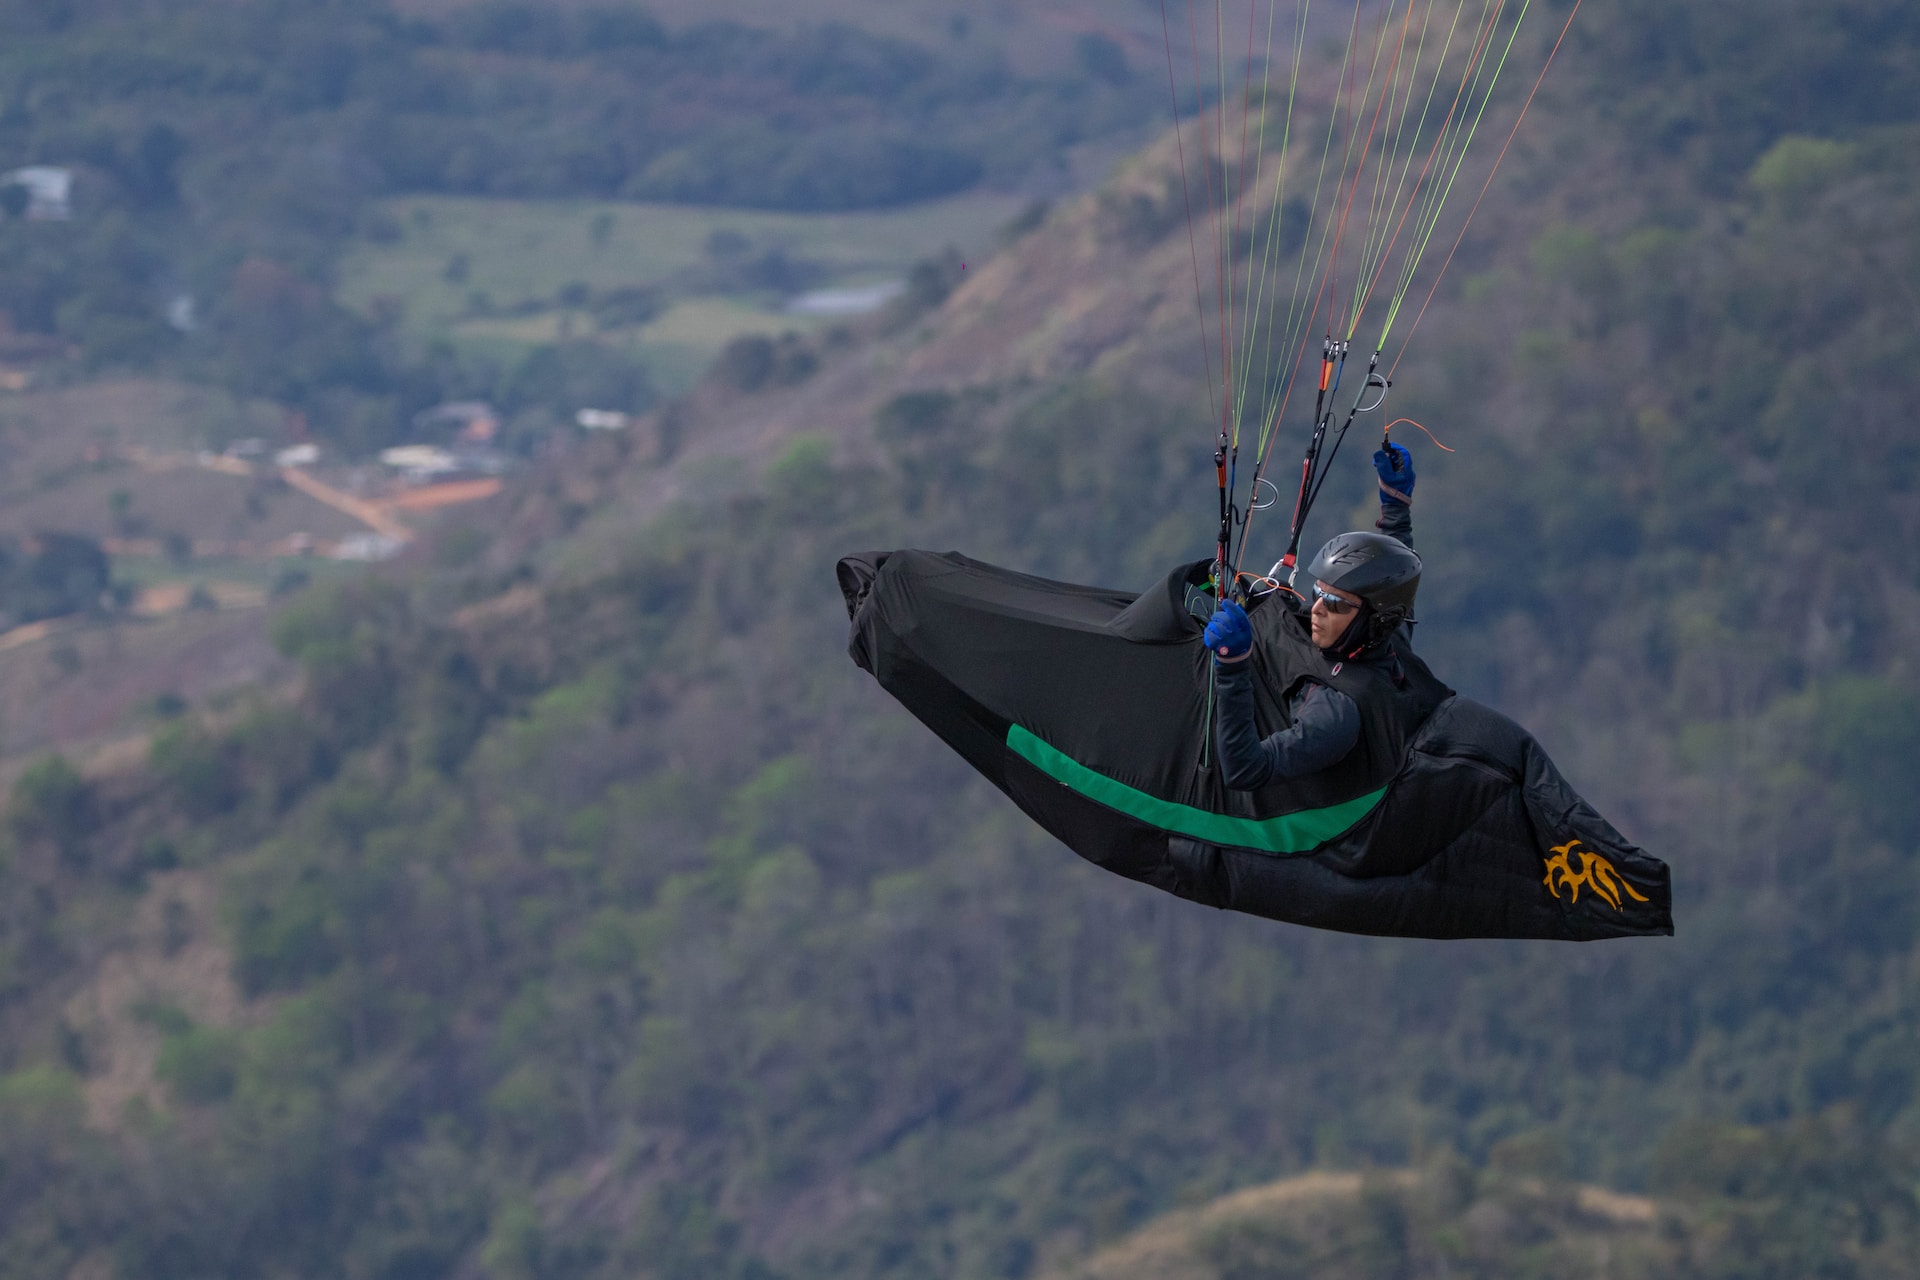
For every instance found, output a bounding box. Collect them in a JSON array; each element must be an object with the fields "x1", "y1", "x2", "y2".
[{"x1": 1, "y1": 4, "x2": 1919, "y2": 1280}]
